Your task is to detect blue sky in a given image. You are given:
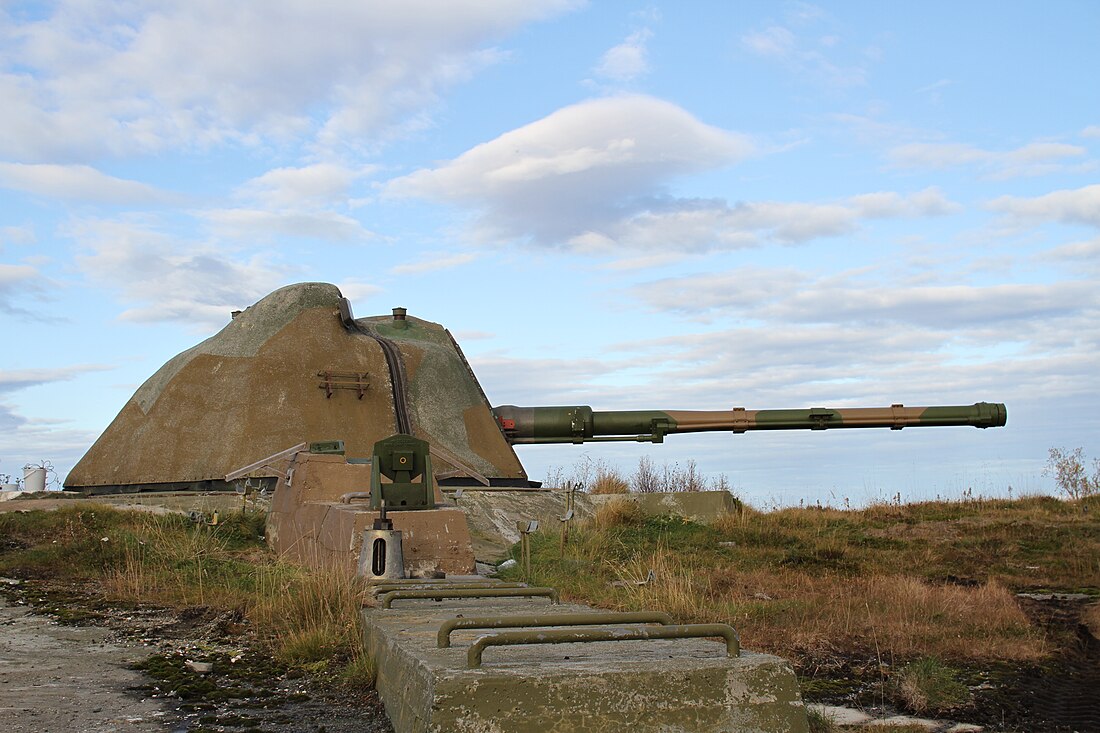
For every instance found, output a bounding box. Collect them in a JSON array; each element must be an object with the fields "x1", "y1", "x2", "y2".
[{"x1": 1, "y1": 1, "x2": 1097, "y2": 505}]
